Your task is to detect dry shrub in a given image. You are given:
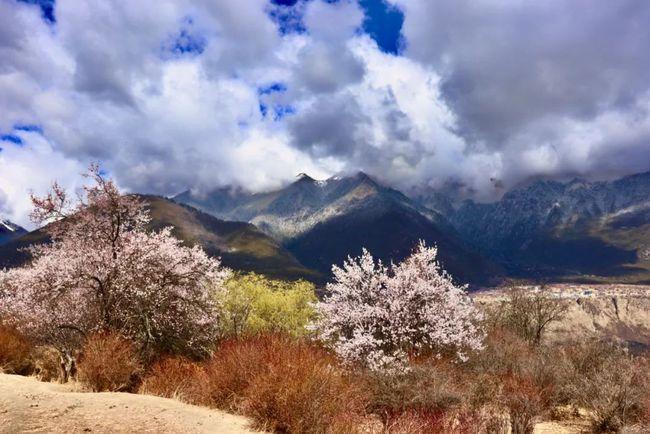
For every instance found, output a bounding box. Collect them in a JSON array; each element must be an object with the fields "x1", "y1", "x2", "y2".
[
  {"x1": 469, "y1": 327, "x2": 535, "y2": 376},
  {"x1": 203, "y1": 335, "x2": 277, "y2": 410},
  {"x1": 139, "y1": 357, "x2": 209, "y2": 405},
  {"x1": 205, "y1": 334, "x2": 368, "y2": 434},
  {"x1": 31, "y1": 346, "x2": 61, "y2": 382},
  {"x1": 77, "y1": 331, "x2": 141, "y2": 392},
  {"x1": 446, "y1": 406, "x2": 509, "y2": 434},
  {"x1": 367, "y1": 361, "x2": 462, "y2": 427},
  {"x1": 488, "y1": 286, "x2": 569, "y2": 346},
  {"x1": 0, "y1": 324, "x2": 32, "y2": 374},
  {"x1": 241, "y1": 348, "x2": 366, "y2": 433},
  {"x1": 368, "y1": 357, "x2": 511, "y2": 434},
  {"x1": 560, "y1": 340, "x2": 649, "y2": 432},
  {"x1": 384, "y1": 406, "x2": 508, "y2": 434},
  {"x1": 500, "y1": 373, "x2": 552, "y2": 434},
  {"x1": 464, "y1": 328, "x2": 560, "y2": 433},
  {"x1": 384, "y1": 409, "x2": 446, "y2": 434}
]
